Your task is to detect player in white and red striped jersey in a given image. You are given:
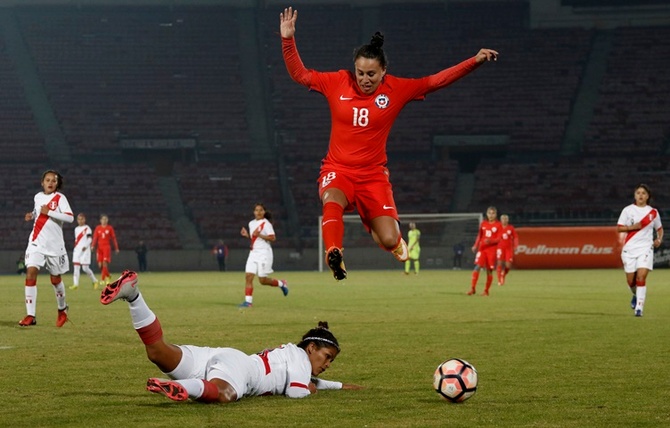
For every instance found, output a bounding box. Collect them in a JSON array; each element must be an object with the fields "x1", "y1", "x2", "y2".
[
  {"x1": 70, "y1": 213, "x2": 99, "y2": 290},
  {"x1": 100, "y1": 270, "x2": 362, "y2": 403},
  {"x1": 238, "y1": 203, "x2": 288, "y2": 307},
  {"x1": 496, "y1": 214, "x2": 519, "y2": 286},
  {"x1": 616, "y1": 184, "x2": 663, "y2": 317},
  {"x1": 469, "y1": 207, "x2": 502, "y2": 296},
  {"x1": 280, "y1": 7, "x2": 498, "y2": 281},
  {"x1": 19, "y1": 170, "x2": 74, "y2": 327}
]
